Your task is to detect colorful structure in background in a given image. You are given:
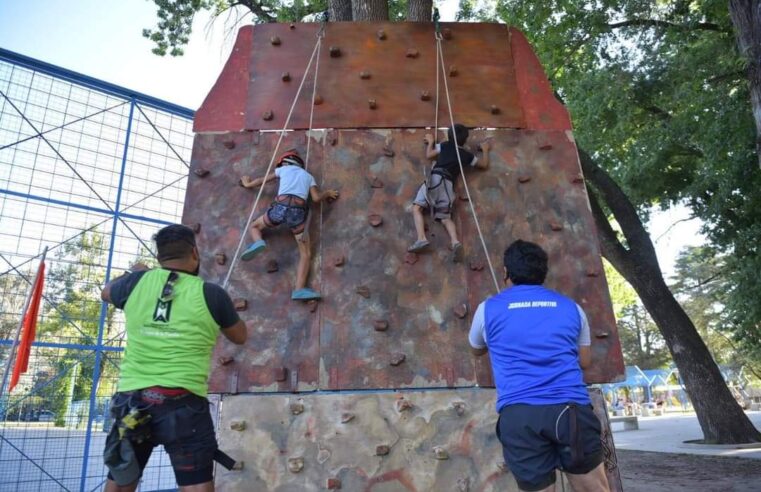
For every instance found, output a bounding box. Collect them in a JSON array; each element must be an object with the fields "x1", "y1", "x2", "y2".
[{"x1": 186, "y1": 22, "x2": 626, "y2": 491}]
